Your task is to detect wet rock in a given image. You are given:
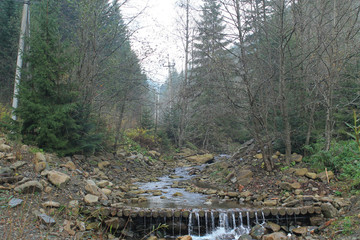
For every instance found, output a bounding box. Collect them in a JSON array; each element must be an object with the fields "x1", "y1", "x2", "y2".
[
  {"x1": 238, "y1": 235, "x2": 252, "y2": 240},
  {"x1": 265, "y1": 222, "x2": 281, "y2": 232},
  {"x1": 153, "y1": 191, "x2": 162, "y2": 196},
  {"x1": 8, "y1": 198, "x2": 23, "y2": 208},
  {"x1": 295, "y1": 168, "x2": 308, "y2": 176},
  {"x1": 84, "y1": 194, "x2": 99, "y2": 205},
  {"x1": 10, "y1": 161, "x2": 26, "y2": 170},
  {"x1": 176, "y1": 236, "x2": 192, "y2": 240},
  {"x1": 42, "y1": 201, "x2": 60, "y2": 208},
  {"x1": 35, "y1": 162, "x2": 47, "y2": 173},
  {"x1": 0, "y1": 144, "x2": 11, "y2": 152},
  {"x1": 292, "y1": 226, "x2": 307, "y2": 235},
  {"x1": 47, "y1": 170, "x2": 70, "y2": 187},
  {"x1": 38, "y1": 213, "x2": 56, "y2": 225},
  {"x1": 173, "y1": 192, "x2": 183, "y2": 197},
  {"x1": 317, "y1": 171, "x2": 334, "y2": 182},
  {"x1": 321, "y1": 203, "x2": 338, "y2": 218},
  {"x1": 250, "y1": 224, "x2": 267, "y2": 240},
  {"x1": 14, "y1": 180, "x2": 43, "y2": 193},
  {"x1": 262, "y1": 232, "x2": 287, "y2": 240},
  {"x1": 186, "y1": 154, "x2": 214, "y2": 164}
]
